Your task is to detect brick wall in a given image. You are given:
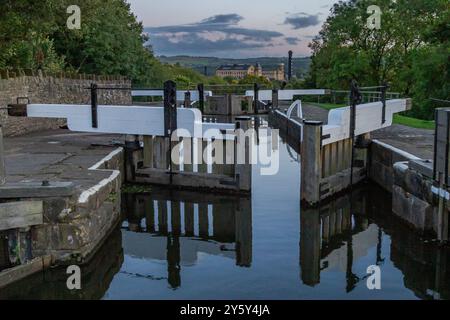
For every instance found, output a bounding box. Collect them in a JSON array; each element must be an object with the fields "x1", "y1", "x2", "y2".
[{"x1": 0, "y1": 71, "x2": 132, "y2": 136}]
